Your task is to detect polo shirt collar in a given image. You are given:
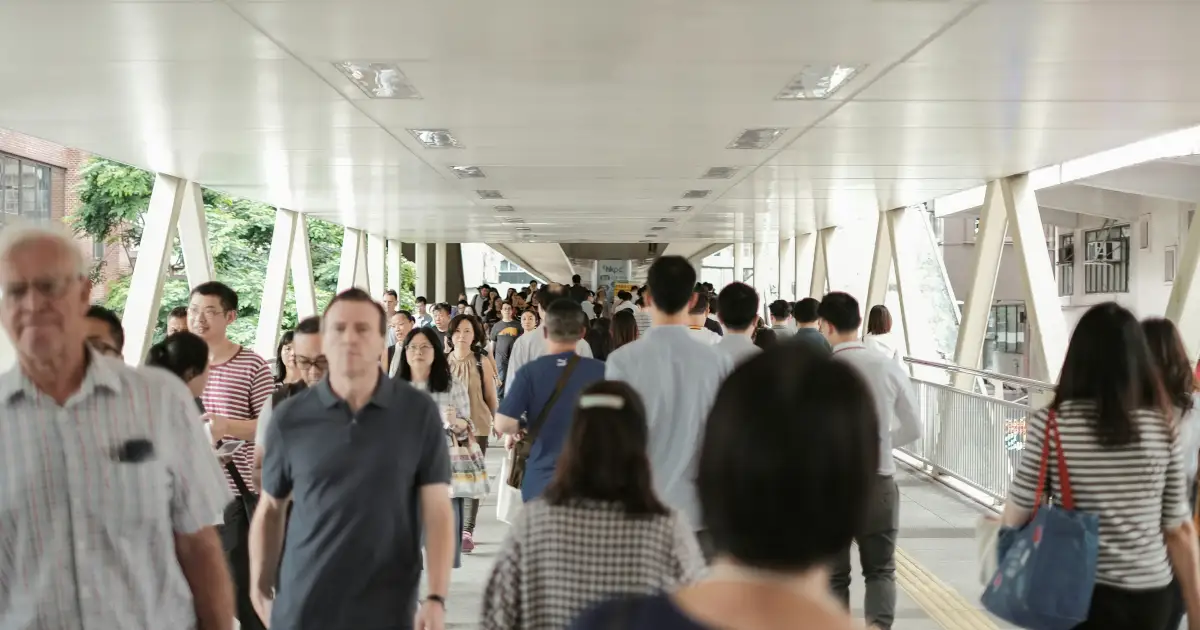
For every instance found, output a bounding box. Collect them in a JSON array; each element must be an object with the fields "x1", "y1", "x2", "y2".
[
  {"x1": 832, "y1": 340, "x2": 867, "y2": 354},
  {"x1": 0, "y1": 346, "x2": 123, "y2": 404},
  {"x1": 643, "y1": 324, "x2": 690, "y2": 340},
  {"x1": 315, "y1": 372, "x2": 392, "y2": 409}
]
